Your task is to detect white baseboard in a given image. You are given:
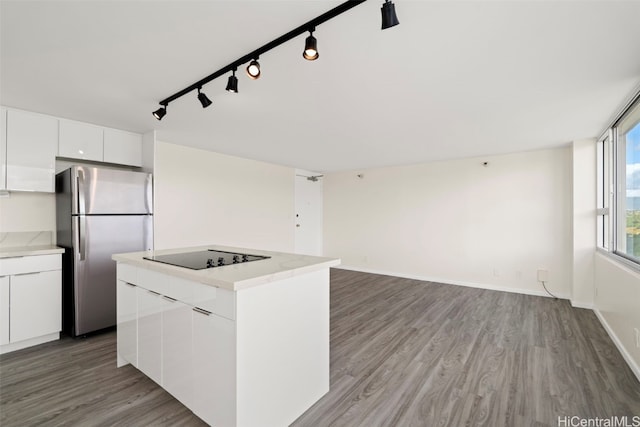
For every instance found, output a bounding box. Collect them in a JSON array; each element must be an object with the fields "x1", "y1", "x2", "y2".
[
  {"x1": 570, "y1": 300, "x2": 594, "y2": 309},
  {"x1": 593, "y1": 309, "x2": 640, "y2": 383},
  {"x1": 335, "y1": 265, "x2": 570, "y2": 300},
  {"x1": 0, "y1": 332, "x2": 59, "y2": 355}
]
